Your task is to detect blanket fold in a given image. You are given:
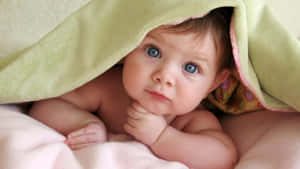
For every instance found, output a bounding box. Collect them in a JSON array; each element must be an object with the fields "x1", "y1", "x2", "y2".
[{"x1": 0, "y1": 0, "x2": 299, "y2": 112}]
